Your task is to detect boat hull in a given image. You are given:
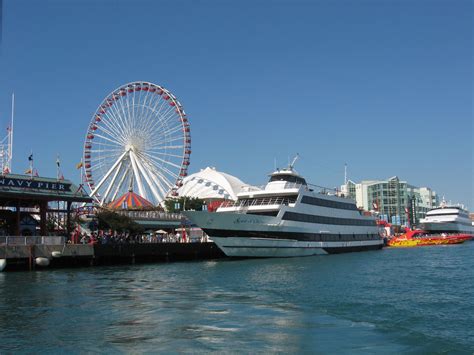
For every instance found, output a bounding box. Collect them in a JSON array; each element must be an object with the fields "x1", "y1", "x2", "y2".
[
  {"x1": 388, "y1": 234, "x2": 472, "y2": 248},
  {"x1": 212, "y1": 236, "x2": 383, "y2": 257},
  {"x1": 183, "y1": 211, "x2": 383, "y2": 258}
]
